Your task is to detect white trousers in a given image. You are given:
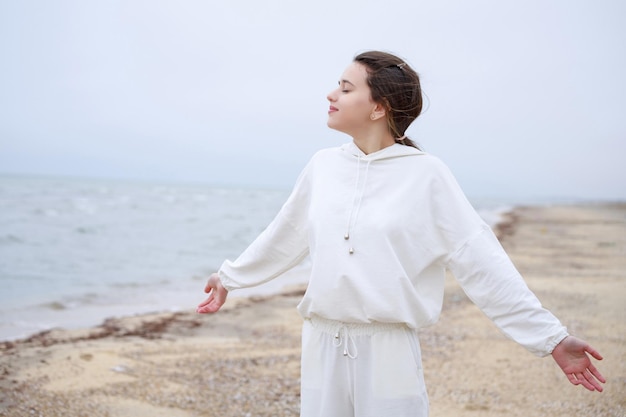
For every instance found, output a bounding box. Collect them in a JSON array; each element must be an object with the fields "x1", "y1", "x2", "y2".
[{"x1": 300, "y1": 316, "x2": 429, "y2": 417}]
